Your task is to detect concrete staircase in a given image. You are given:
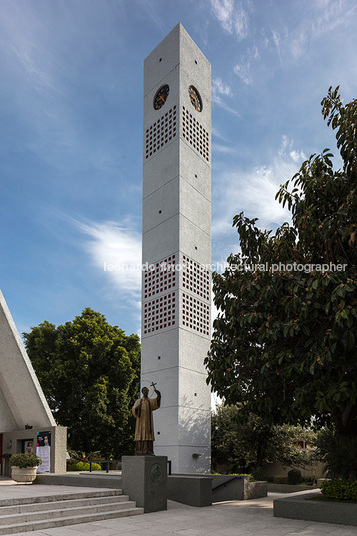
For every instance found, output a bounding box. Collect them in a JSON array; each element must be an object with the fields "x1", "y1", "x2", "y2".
[{"x1": 0, "y1": 489, "x2": 144, "y2": 534}]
